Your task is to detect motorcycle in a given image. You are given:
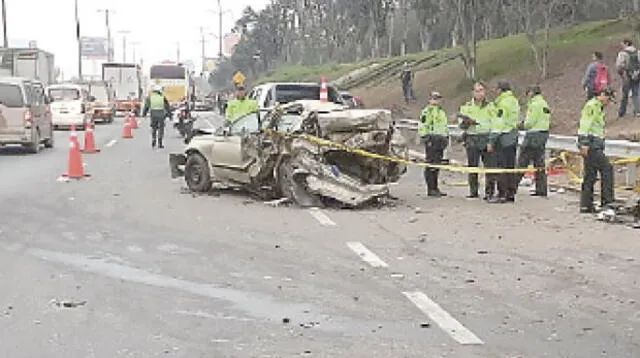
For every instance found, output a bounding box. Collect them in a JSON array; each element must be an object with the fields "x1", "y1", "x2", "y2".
[{"x1": 173, "y1": 103, "x2": 196, "y2": 138}]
